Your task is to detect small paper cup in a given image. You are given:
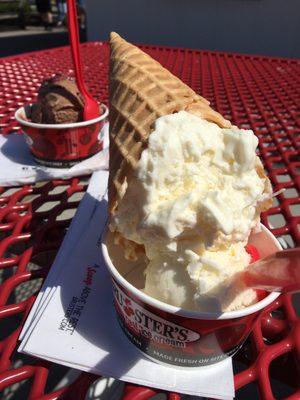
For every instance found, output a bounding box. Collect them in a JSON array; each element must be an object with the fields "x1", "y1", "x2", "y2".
[
  {"x1": 101, "y1": 224, "x2": 282, "y2": 368},
  {"x1": 15, "y1": 104, "x2": 109, "y2": 168}
]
